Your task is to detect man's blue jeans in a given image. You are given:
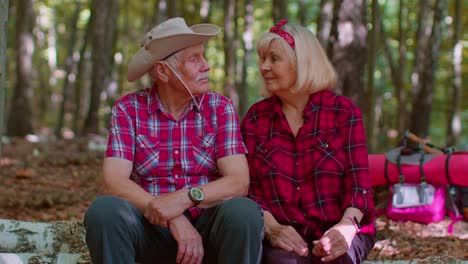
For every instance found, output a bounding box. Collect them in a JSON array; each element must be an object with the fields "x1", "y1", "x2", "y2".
[{"x1": 84, "y1": 195, "x2": 264, "y2": 264}]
